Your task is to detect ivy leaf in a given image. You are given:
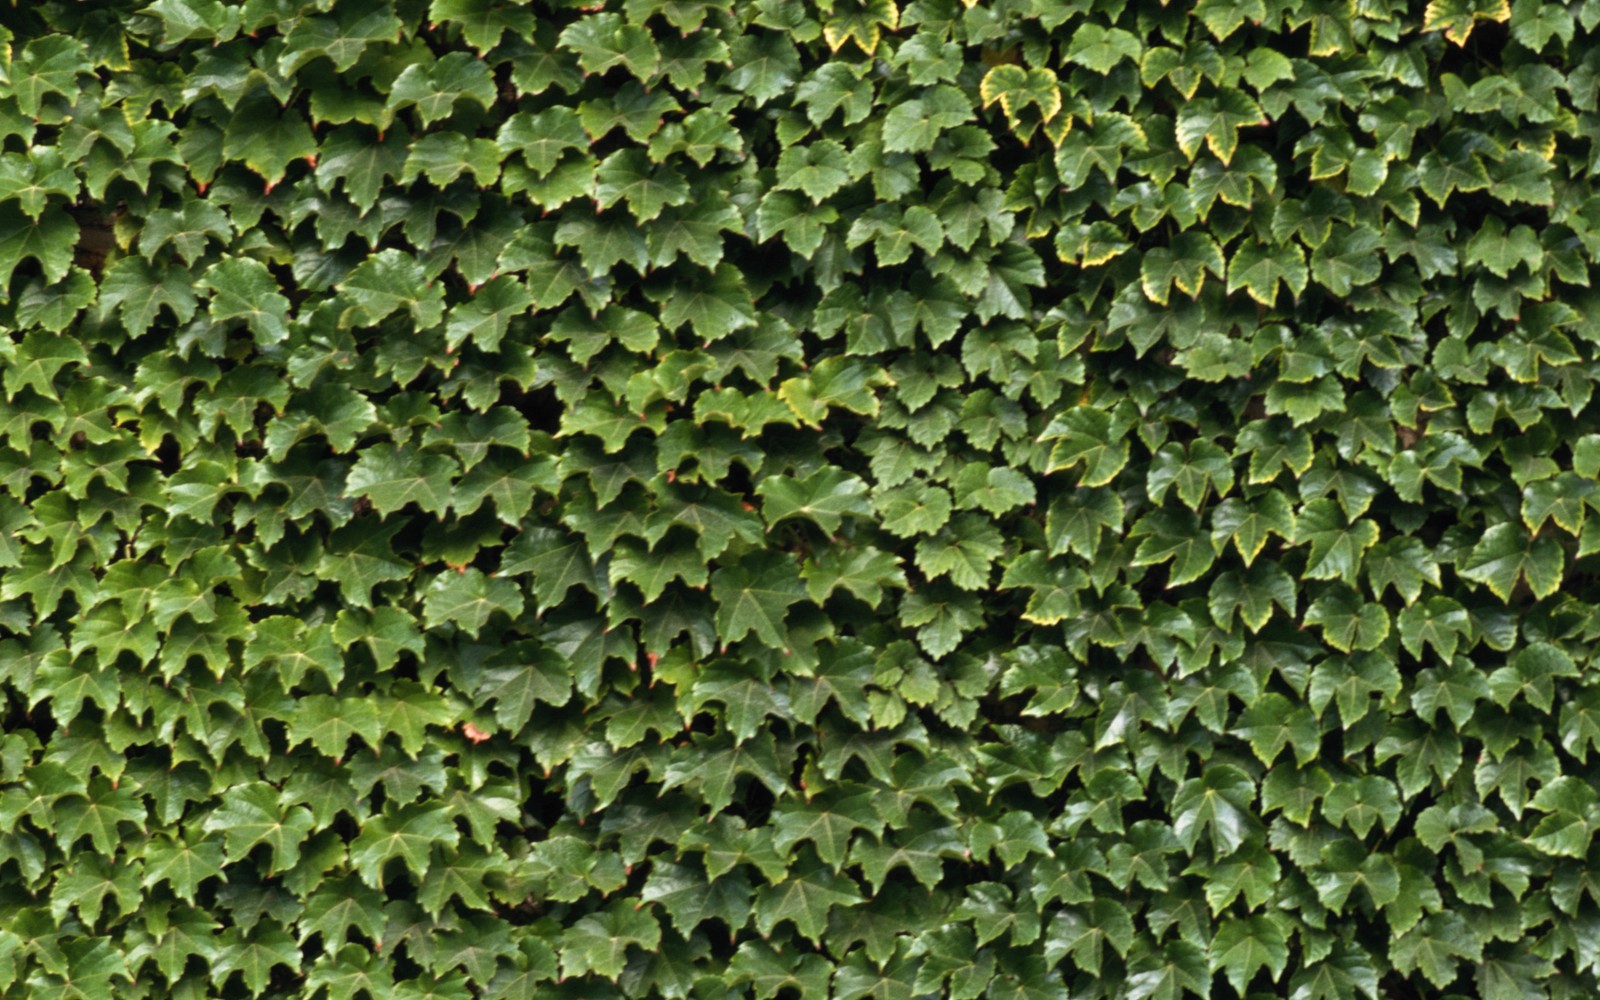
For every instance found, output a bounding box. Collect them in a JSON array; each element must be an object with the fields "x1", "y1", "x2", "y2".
[
  {"x1": 1465, "y1": 215, "x2": 1543, "y2": 277},
  {"x1": 287, "y1": 695, "x2": 384, "y2": 760},
  {"x1": 299, "y1": 875, "x2": 388, "y2": 952},
  {"x1": 1423, "y1": 0, "x2": 1510, "y2": 43},
  {"x1": 137, "y1": 197, "x2": 230, "y2": 264},
  {"x1": 315, "y1": 125, "x2": 412, "y2": 212},
  {"x1": 1228, "y1": 237, "x2": 1309, "y2": 305},
  {"x1": 1365, "y1": 537, "x2": 1441, "y2": 603},
  {"x1": 654, "y1": 263, "x2": 757, "y2": 342},
  {"x1": 1391, "y1": 913, "x2": 1483, "y2": 988},
  {"x1": 595, "y1": 148, "x2": 689, "y2": 223},
  {"x1": 423, "y1": 569, "x2": 525, "y2": 637},
  {"x1": 0, "y1": 204, "x2": 77, "y2": 293},
  {"x1": 385, "y1": 52, "x2": 497, "y2": 128},
  {"x1": 1511, "y1": 0, "x2": 1574, "y2": 48},
  {"x1": 223, "y1": 96, "x2": 317, "y2": 189},
  {"x1": 1045, "y1": 901, "x2": 1136, "y2": 976},
  {"x1": 344, "y1": 445, "x2": 460, "y2": 517},
  {"x1": 199, "y1": 257, "x2": 292, "y2": 345},
  {"x1": 800, "y1": 545, "x2": 906, "y2": 606},
  {"x1": 1522, "y1": 472, "x2": 1593, "y2": 536},
  {"x1": 1411, "y1": 659, "x2": 1488, "y2": 732},
  {"x1": 1459, "y1": 523, "x2": 1564, "y2": 600},
  {"x1": 1039, "y1": 408, "x2": 1130, "y2": 486},
  {"x1": 1304, "y1": 585, "x2": 1391, "y2": 653},
  {"x1": 1209, "y1": 914, "x2": 1290, "y2": 993},
  {"x1": 1488, "y1": 642, "x2": 1578, "y2": 713},
  {"x1": 1209, "y1": 562, "x2": 1297, "y2": 632},
  {"x1": 1234, "y1": 693, "x2": 1321, "y2": 766},
  {"x1": 1322, "y1": 775, "x2": 1402, "y2": 839},
  {"x1": 338, "y1": 249, "x2": 447, "y2": 329},
  {"x1": 881, "y1": 86, "x2": 972, "y2": 153},
  {"x1": 1176, "y1": 88, "x2": 1264, "y2": 165},
  {"x1": 1046, "y1": 488, "x2": 1124, "y2": 560},
  {"x1": 429, "y1": 0, "x2": 534, "y2": 51},
  {"x1": 710, "y1": 554, "x2": 808, "y2": 649},
  {"x1": 753, "y1": 863, "x2": 866, "y2": 942},
  {"x1": 558, "y1": 13, "x2": 661, "y2": 78},
  {"x1": 1310, "y1": 224, "x2": 1384, "y2": 296},
  {"x1": 1172, "y1": 764, "x2": 1259, "y2": 855},
  {"x1": 1131, "y1": 507, "x2": 1219, "y2": 586},
  {"x1": 1306, "y1": 840, "x2": 1400, "y2": 913},
  {"x1": 1289, "y1": 944, "x2": 1381, "y2": 1000},
  {"x1": 12, "y1": 36, "x2": 92, "y2": 116},
  {"x1": 1141, "y1": 232, "x2": 1226, "y2": 305},
  {"x1": 1293, "y1": 499, "x2": 1380, "y2": 586},
  {"x1": 281, "y1": 0, "x2": 402, "y2": 72},
  {"x1": 1065, "y1": 24, "x2": 1144, "y2": 73},
  {"x1": 444, "y1": 276, "x2": 533, "y2": 353},
  {"x1": 349, "y1": 803, "x2": 460, "y2": 888},
  {"x1": 979, "y1": 65, "x2": 1062, "y2": 123},
  {"x1": 202, "y1": 783, "x2": 316, "y2": 875},
  {"x1": 758, "y1": 467, "x2": 873, "y2": 534}
]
